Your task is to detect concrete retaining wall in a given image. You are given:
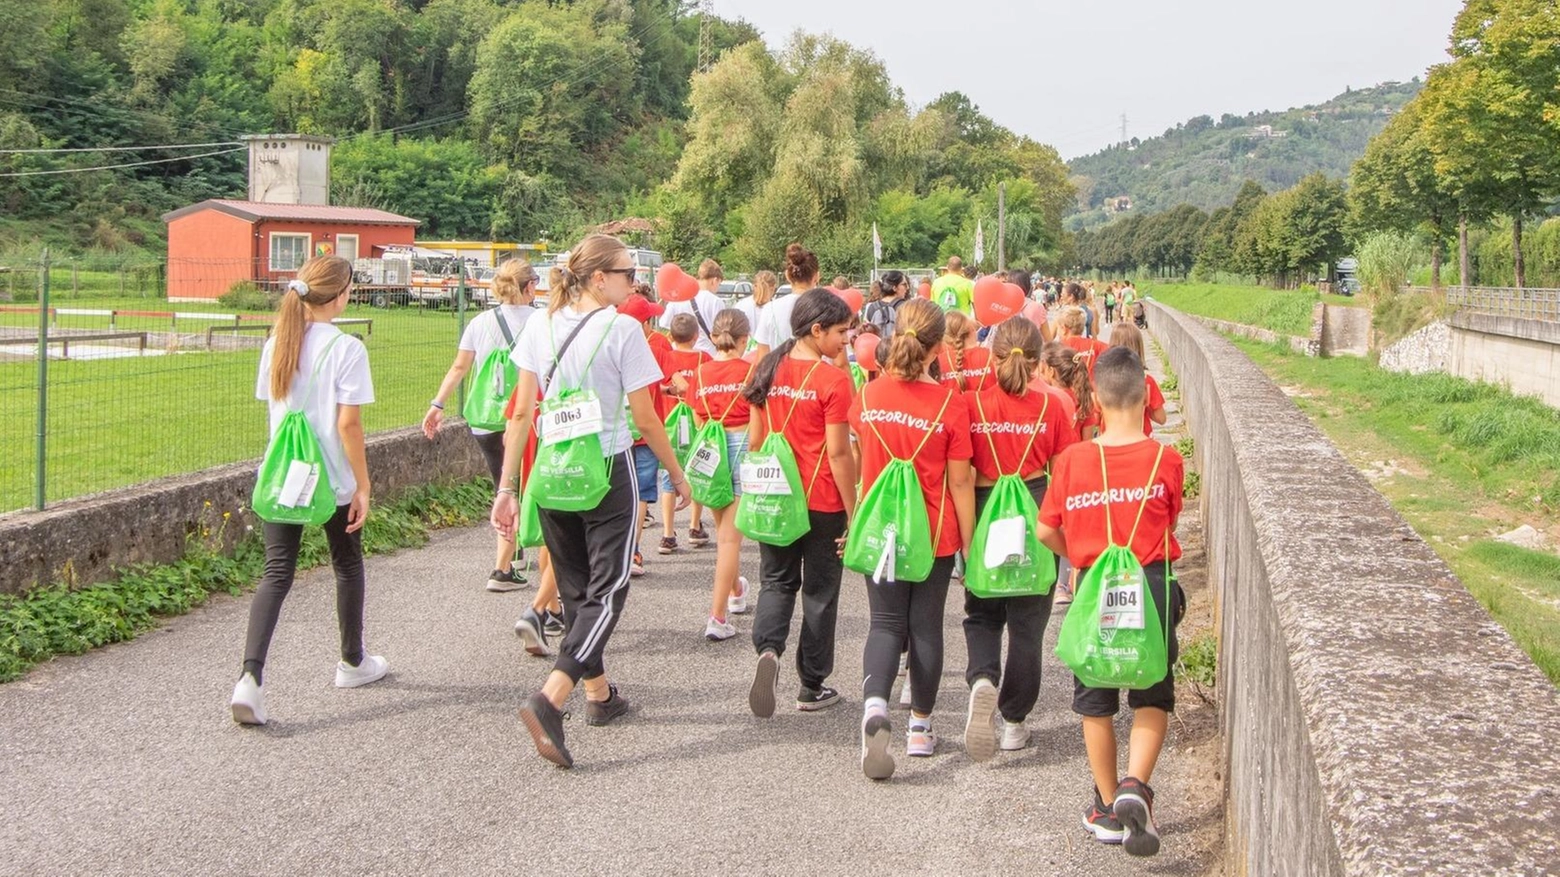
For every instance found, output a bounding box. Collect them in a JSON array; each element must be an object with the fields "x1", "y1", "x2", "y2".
[
  {"x1": 1144, "y1": 301, "x2": 1560, "y2": 875},
  {"x1": 0, "y1": 423, "x2": 487, "y2": 596},
  {"x1": 1447, "y1": 312, "x2": 1560, "y2": 408},
  {"x1": 1171, "y1": 301, "x2": 1370, "y2": 358}
]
